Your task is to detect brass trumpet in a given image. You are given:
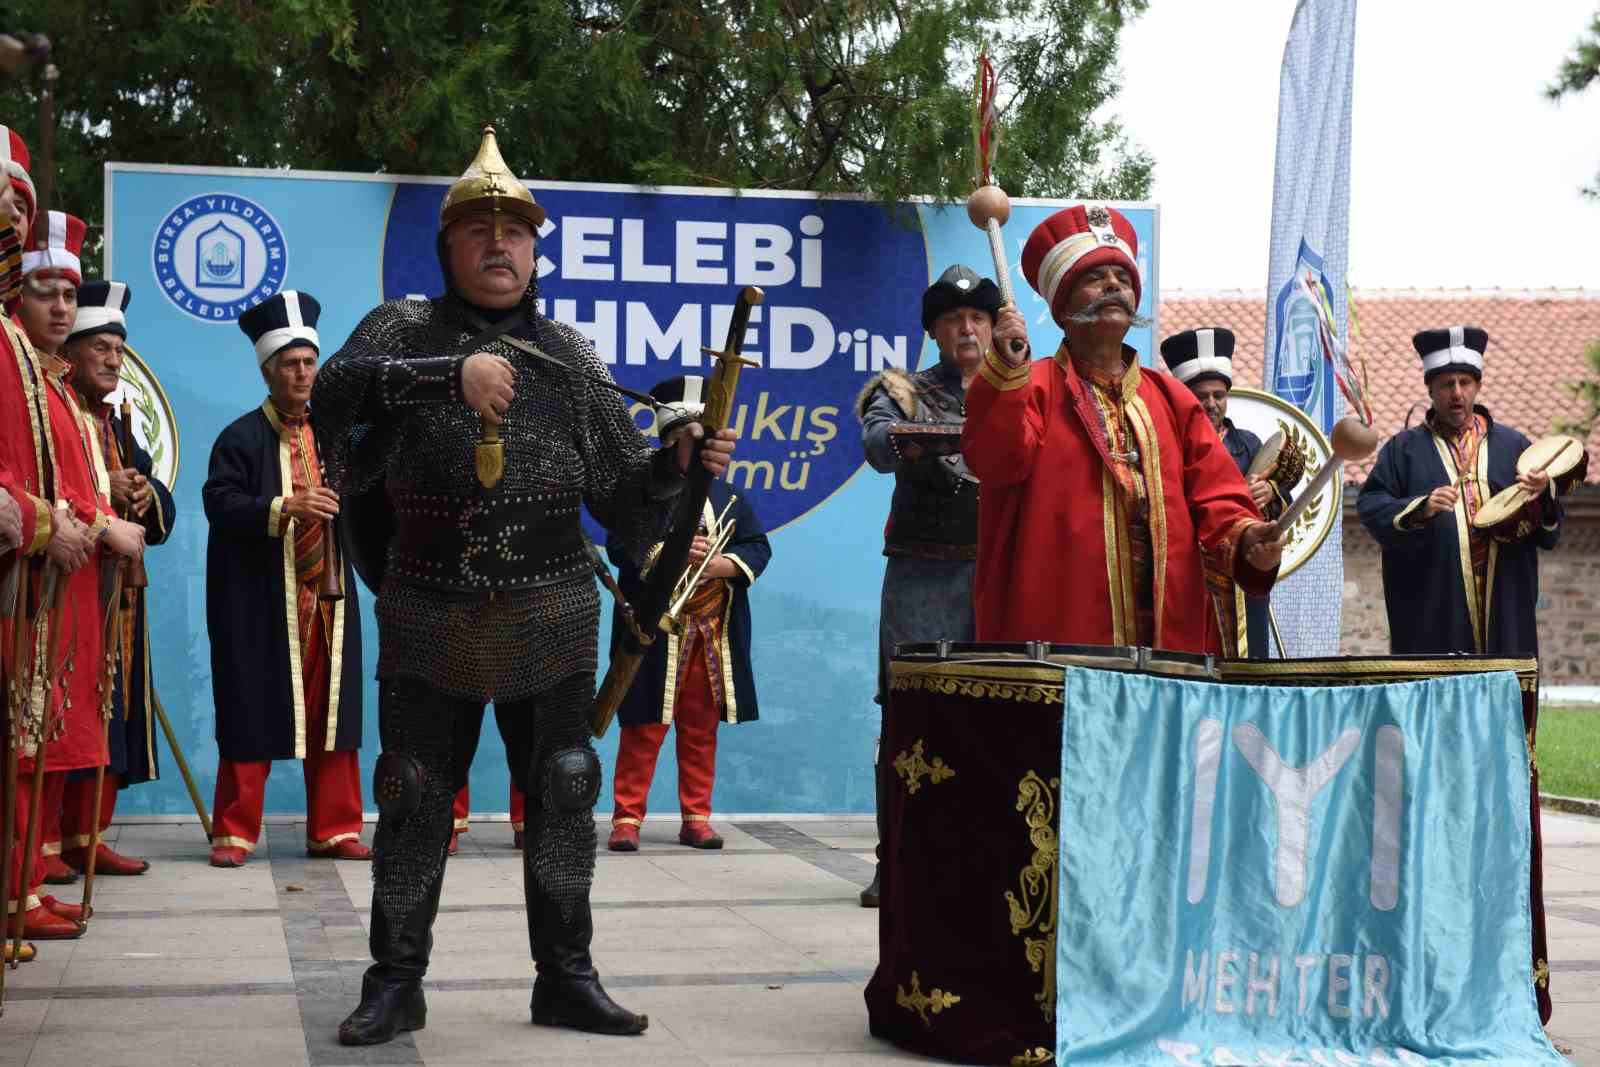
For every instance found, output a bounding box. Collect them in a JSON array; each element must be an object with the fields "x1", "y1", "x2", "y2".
[{"x1": 658, "y1": 495, "x2": 738, "y2": 633}]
